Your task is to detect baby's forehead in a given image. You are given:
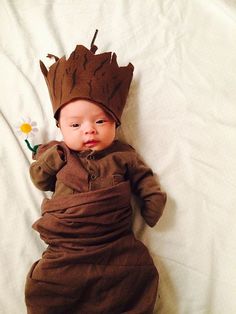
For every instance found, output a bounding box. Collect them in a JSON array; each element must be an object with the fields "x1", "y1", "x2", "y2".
[
  {"x1": 60, "y1": 100, "x2": 107, "y2": 116},
  {"x1": 61, "y1": 106, "x2": 110, "y2": 121}
]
